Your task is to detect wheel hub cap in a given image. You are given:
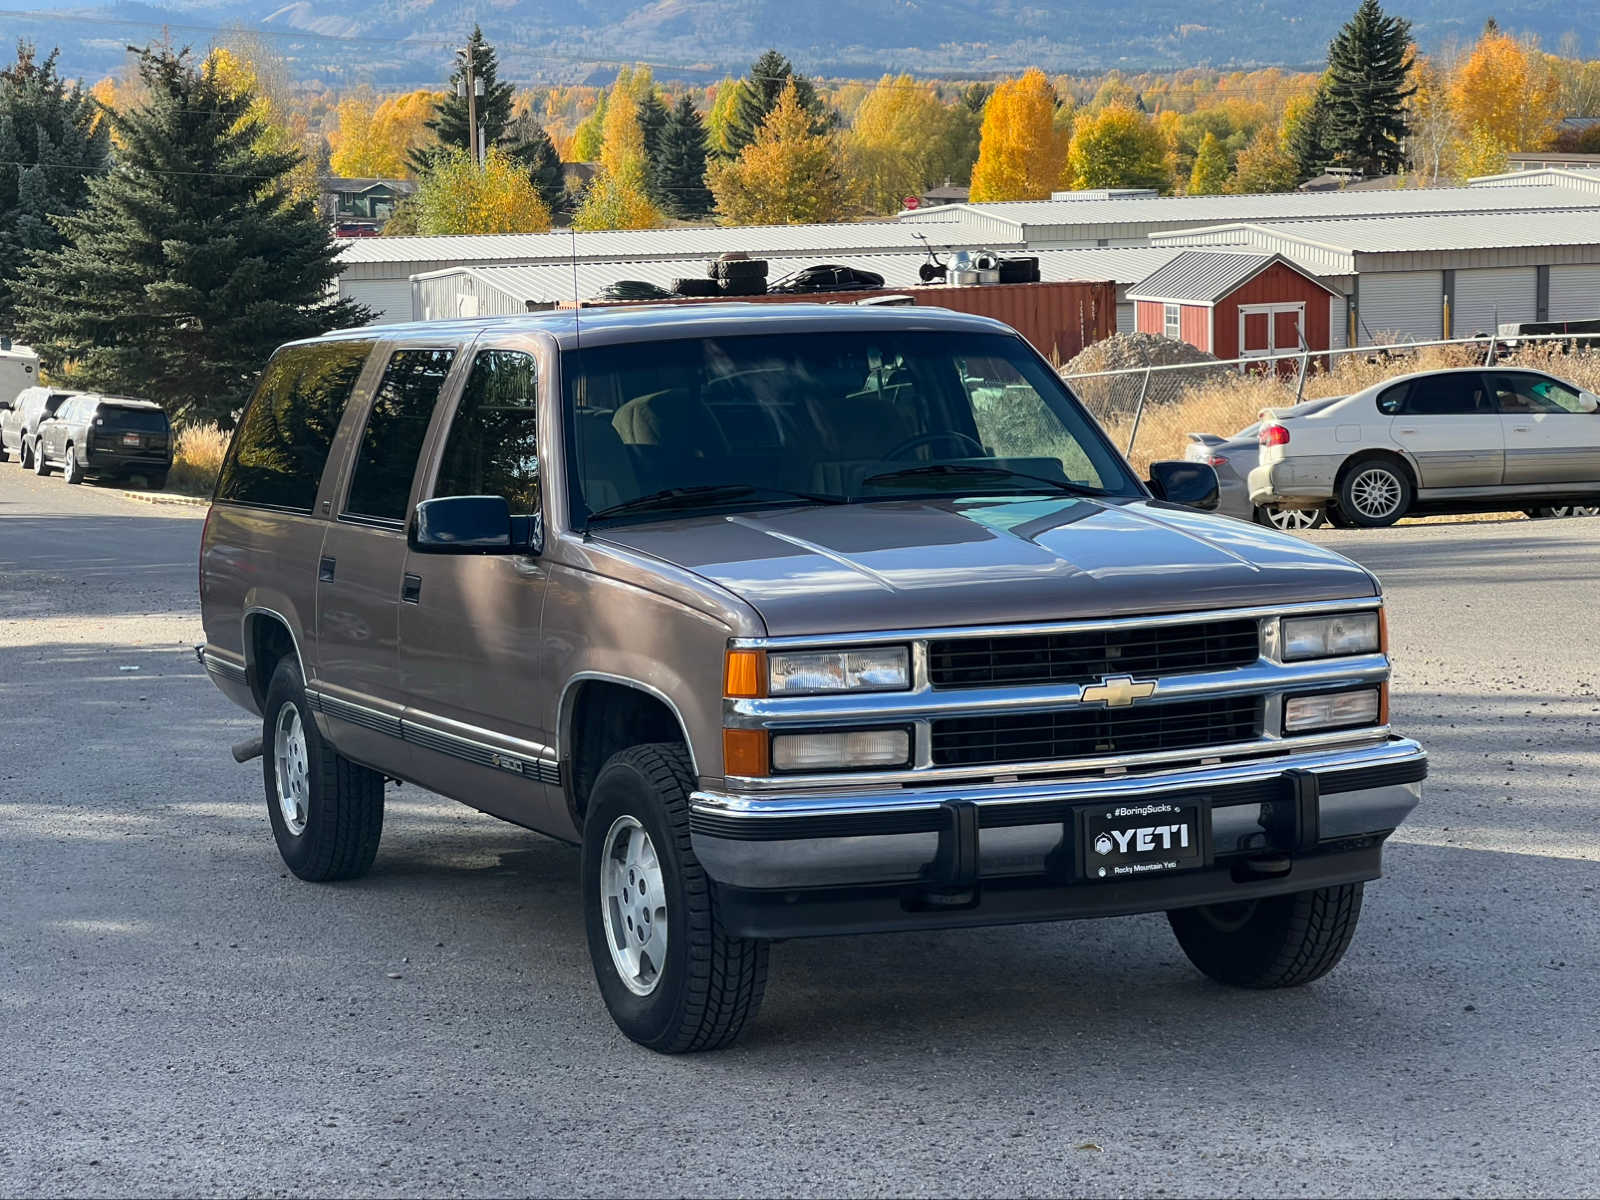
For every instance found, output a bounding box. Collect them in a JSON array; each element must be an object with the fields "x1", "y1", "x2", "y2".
[
  {"x1": 1350, "y1": 469, "x2": 1401, "y2": 519},
  {"x1": 600, "y1": 815, "x2": 668, "y2": 996},
  {"x1": 273, "y1": 703, "x2": 311, "y2": 836}
]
